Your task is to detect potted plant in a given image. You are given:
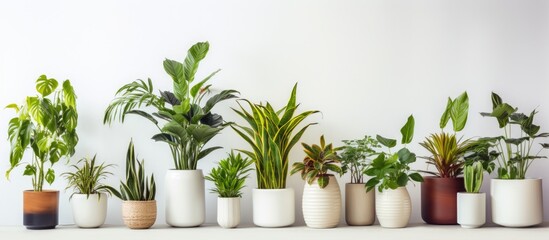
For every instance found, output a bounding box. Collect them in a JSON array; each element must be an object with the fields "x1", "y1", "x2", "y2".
[
  {"x1": 290, "y1": 135, "x2": 343, "y2": 228},
  {"x1": 103, "y1": 42, "x2": 238, "y2": 227},
  {"x1": 231, "y1": 84, "x2": 318, "y2": 227},
  {"x1": 340, "y1": 135, "x2": 379, "y2": 226},
  {"x1": 62, "y1": 155, "x2": 114, "y2": 228},
  {"x1": 457, "y1": 162, "x2": 486, "y2": 228},
  {"x1": 5, "y1": 75, "x2": 79, "y2": 229},
  {"x1": 479, "y1": 92, "x2": 549, "y2": 227},
  {"x1": 108, "y1": 141, "x2": 157, "y2": 229},
  {"x1": 364, "y1": 115, "x2": 423, "y2": 228},
  {"x1": 419, "y1": 92, "x2": 476, "y2": 224},
  {"x1": 205, "y1": 151, "x2": 253, "y2": 228}
]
